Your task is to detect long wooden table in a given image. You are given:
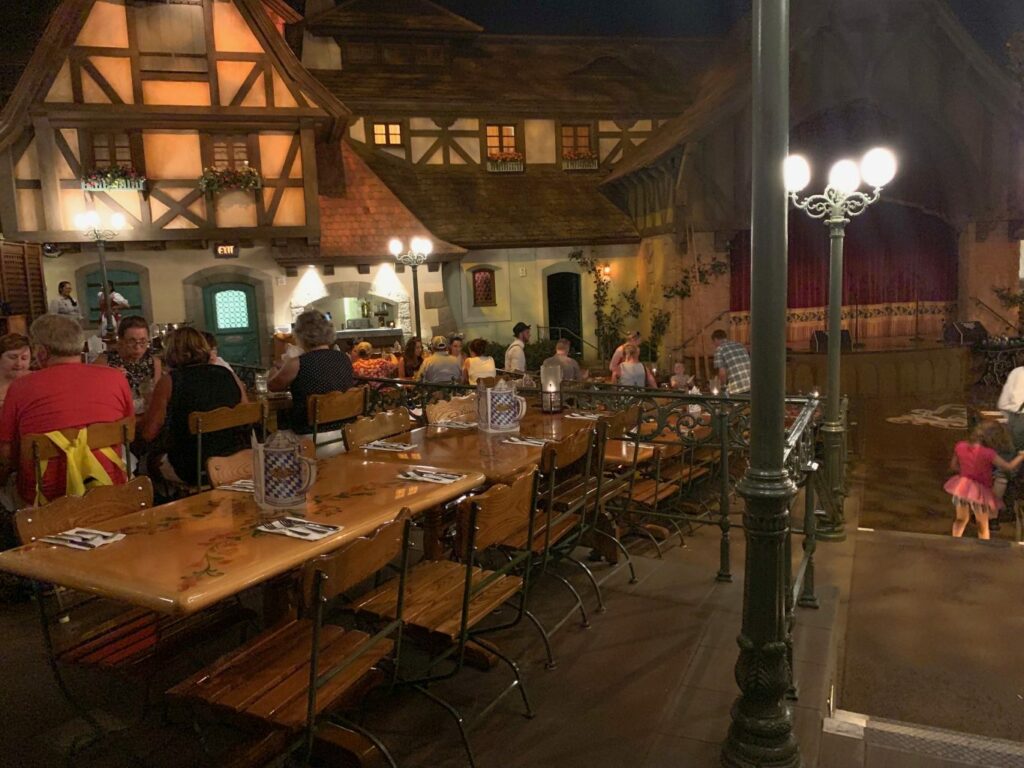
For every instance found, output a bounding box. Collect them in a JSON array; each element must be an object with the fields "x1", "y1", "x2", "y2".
[{"x1": 0, "y1": 459, "x2": 484, "y2": 615}]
